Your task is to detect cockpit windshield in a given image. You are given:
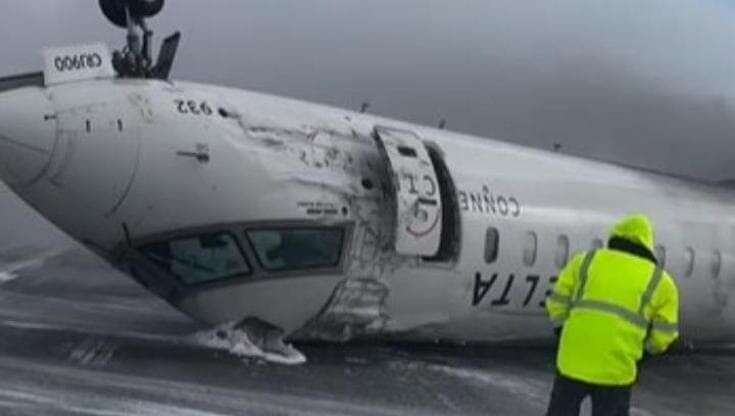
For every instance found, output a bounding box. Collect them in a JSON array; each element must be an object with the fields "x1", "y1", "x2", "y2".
[
  {"x1": 246, "y1": 228, "x2": 344, "y2": 272},
  {"x1": 141, "y1": 231, "x2": 251, "y2": 285}
]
